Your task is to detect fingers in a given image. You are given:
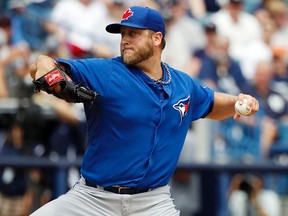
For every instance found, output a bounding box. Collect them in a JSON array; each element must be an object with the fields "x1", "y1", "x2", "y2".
[
  {"x1": 235, "y1": 93, "x2": 259, "y2": 117},
  {"x1": 233, "y1": 113, "x2": 241, "y2": 120}
]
